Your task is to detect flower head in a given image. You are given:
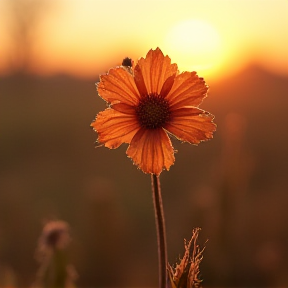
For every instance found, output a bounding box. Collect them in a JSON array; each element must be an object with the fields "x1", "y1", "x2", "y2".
[{"x1": 91, "y1": 48, "x2": 216, "y2": 175}]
